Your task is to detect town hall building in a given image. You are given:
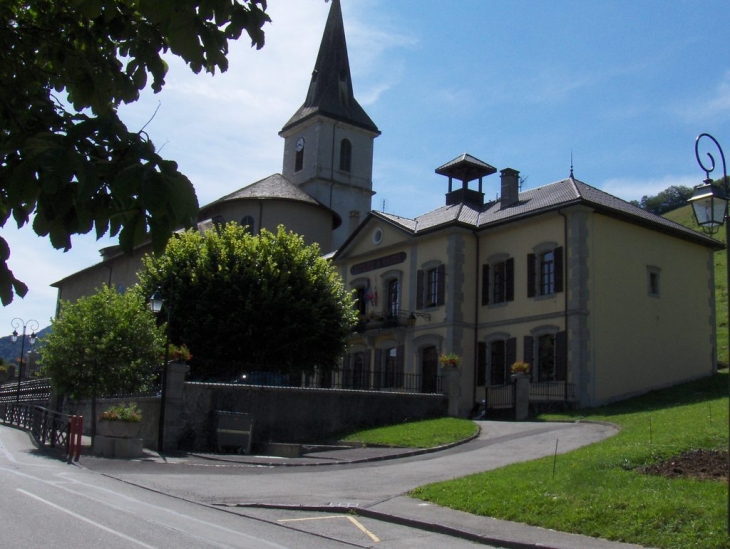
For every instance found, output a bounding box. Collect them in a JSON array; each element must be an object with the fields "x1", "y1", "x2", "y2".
[{"x1": 53, "y1": 0, "x2": 722, "y2": 415}]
